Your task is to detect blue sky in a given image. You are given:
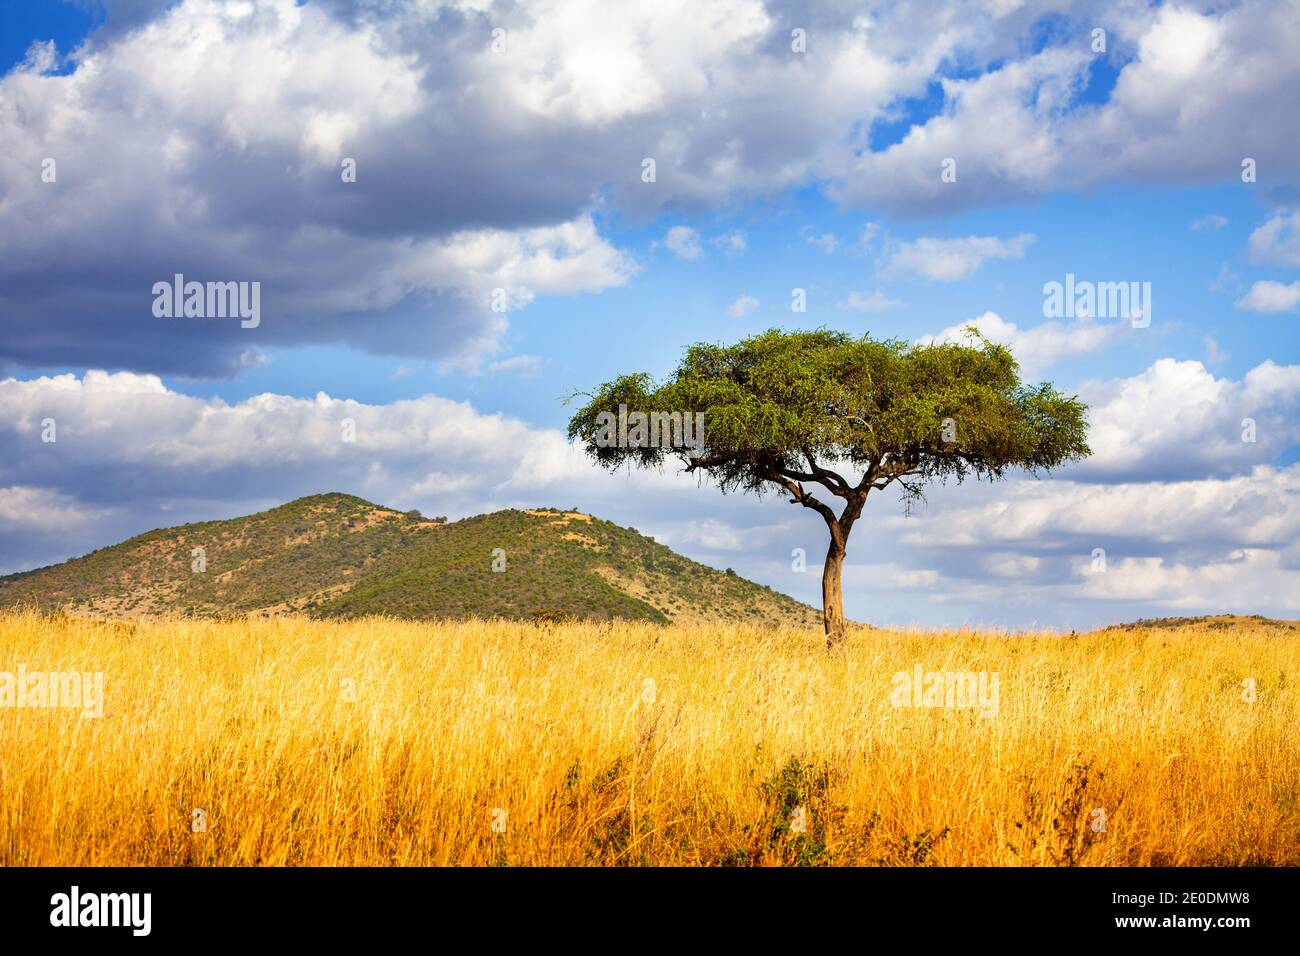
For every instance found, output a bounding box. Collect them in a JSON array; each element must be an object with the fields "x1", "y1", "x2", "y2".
[{"x1": 2, "y1": 0, "x2": 1298, "y2": 628}]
